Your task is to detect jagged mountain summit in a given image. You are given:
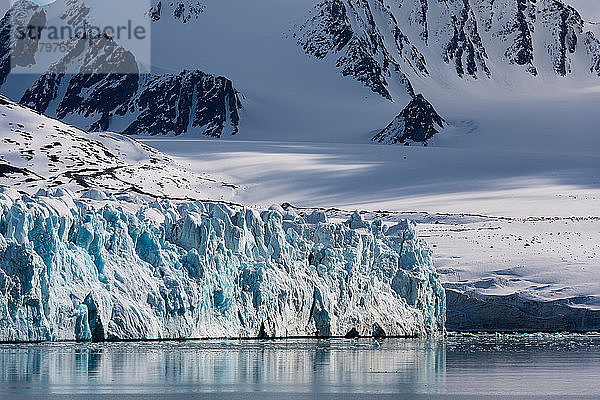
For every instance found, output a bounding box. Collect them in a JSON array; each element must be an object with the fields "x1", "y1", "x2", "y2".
[
  {"x1": 149, "y1": 1, "x2": 205, "y2": 23},
  {"x1": 296, "y1": 0, "x2": 600, "y2": 91},
  {"x1": 20, "y1": 57, "x2": 242, "y2": 137},
  {"x1": 0, "y1": 0, "x2": 241, "y2": 137},
  {"x1": 0, "y1": 0, "x2": 599, "y2": 144},
  {"x1": 373, "y1": 94, "x2": 445, "y2": 145}
]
